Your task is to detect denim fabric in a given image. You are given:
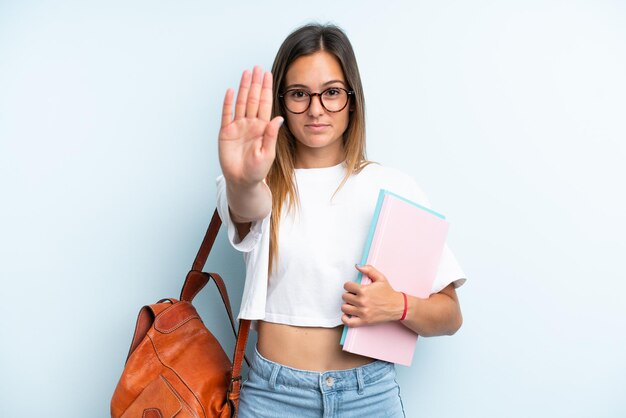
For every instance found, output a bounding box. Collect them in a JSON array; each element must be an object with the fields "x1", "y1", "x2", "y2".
[{"x1": 238, "y1": 346, "x2": 406, "y2": 418}]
